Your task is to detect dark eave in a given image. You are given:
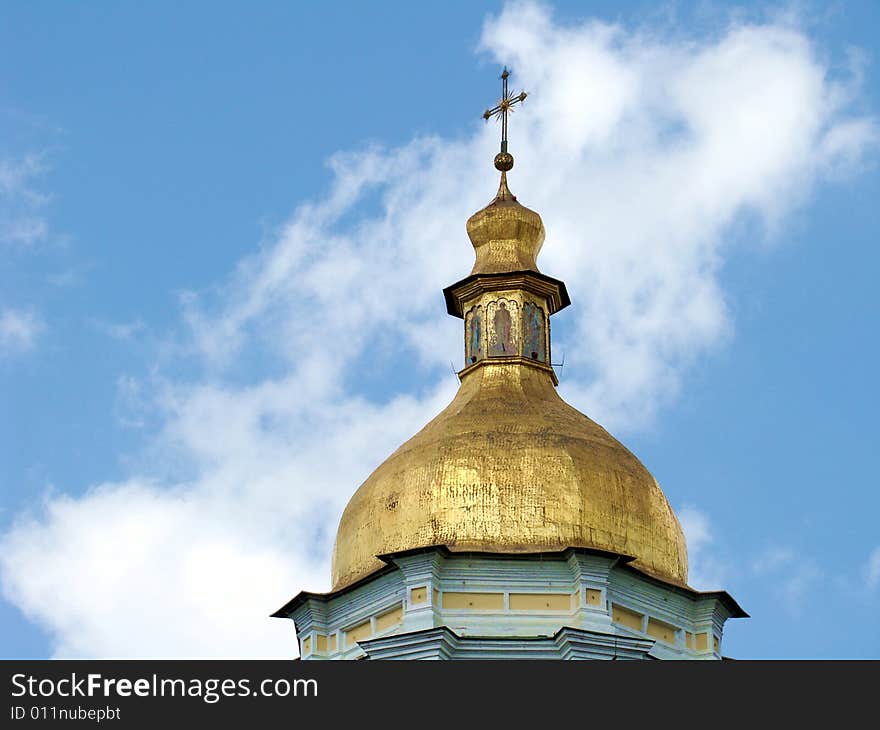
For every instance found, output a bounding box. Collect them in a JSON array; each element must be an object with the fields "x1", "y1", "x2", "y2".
[
  {"x1": 443, "y1": 270, "x2": 571, "y2": 318},
  {"x1": 269, "y1": 563, "x2": 398, "y2": 618}
]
